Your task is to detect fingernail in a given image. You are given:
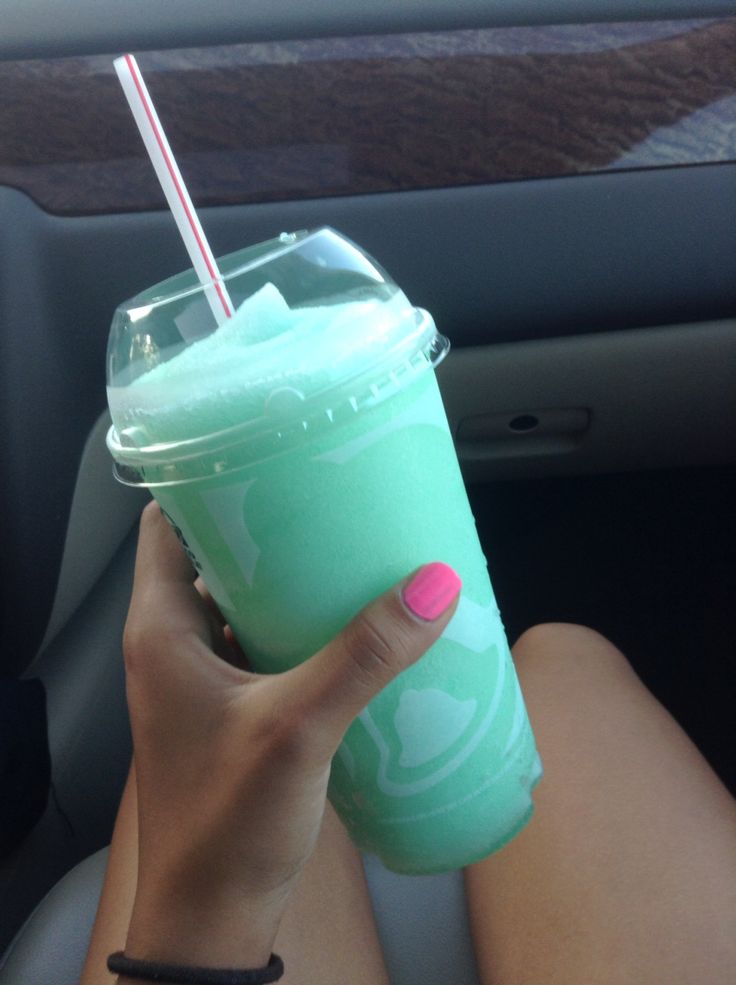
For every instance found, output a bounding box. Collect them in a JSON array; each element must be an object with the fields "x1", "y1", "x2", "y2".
[{"x1": 402, "y1": 563, "x2": 462, "y2": 622}]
